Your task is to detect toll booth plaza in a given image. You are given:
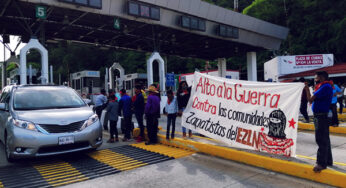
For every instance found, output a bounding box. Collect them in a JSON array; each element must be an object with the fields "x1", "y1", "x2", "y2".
[{"x1": 1, "y1": 0, "x2": 346, "y2": 188}]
